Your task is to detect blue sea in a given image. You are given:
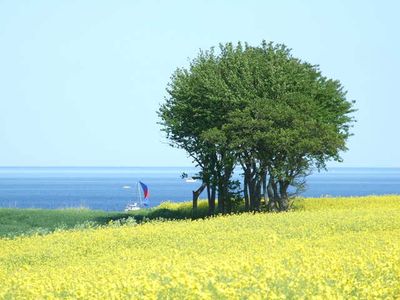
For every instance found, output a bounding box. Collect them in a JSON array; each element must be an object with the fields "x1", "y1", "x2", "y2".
[{"x1": 0, "y1": 167, "x2": 399, "y2": 211}]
